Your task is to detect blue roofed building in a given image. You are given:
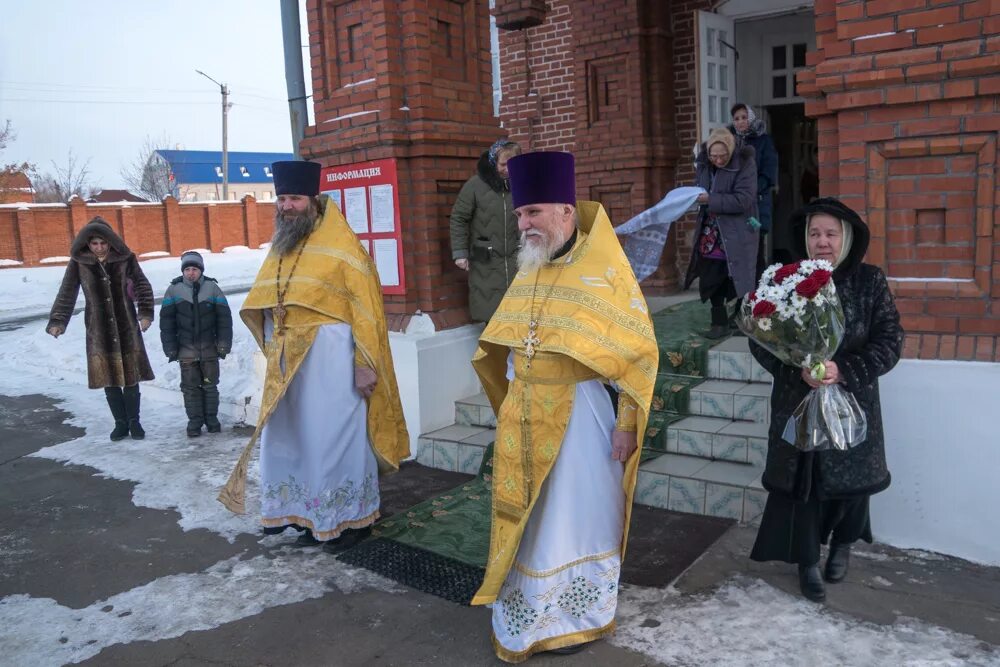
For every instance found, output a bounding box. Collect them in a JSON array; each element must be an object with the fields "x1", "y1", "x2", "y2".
[{"x1": 148, "y1": 149, "x2": 294, "y2": 202}]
